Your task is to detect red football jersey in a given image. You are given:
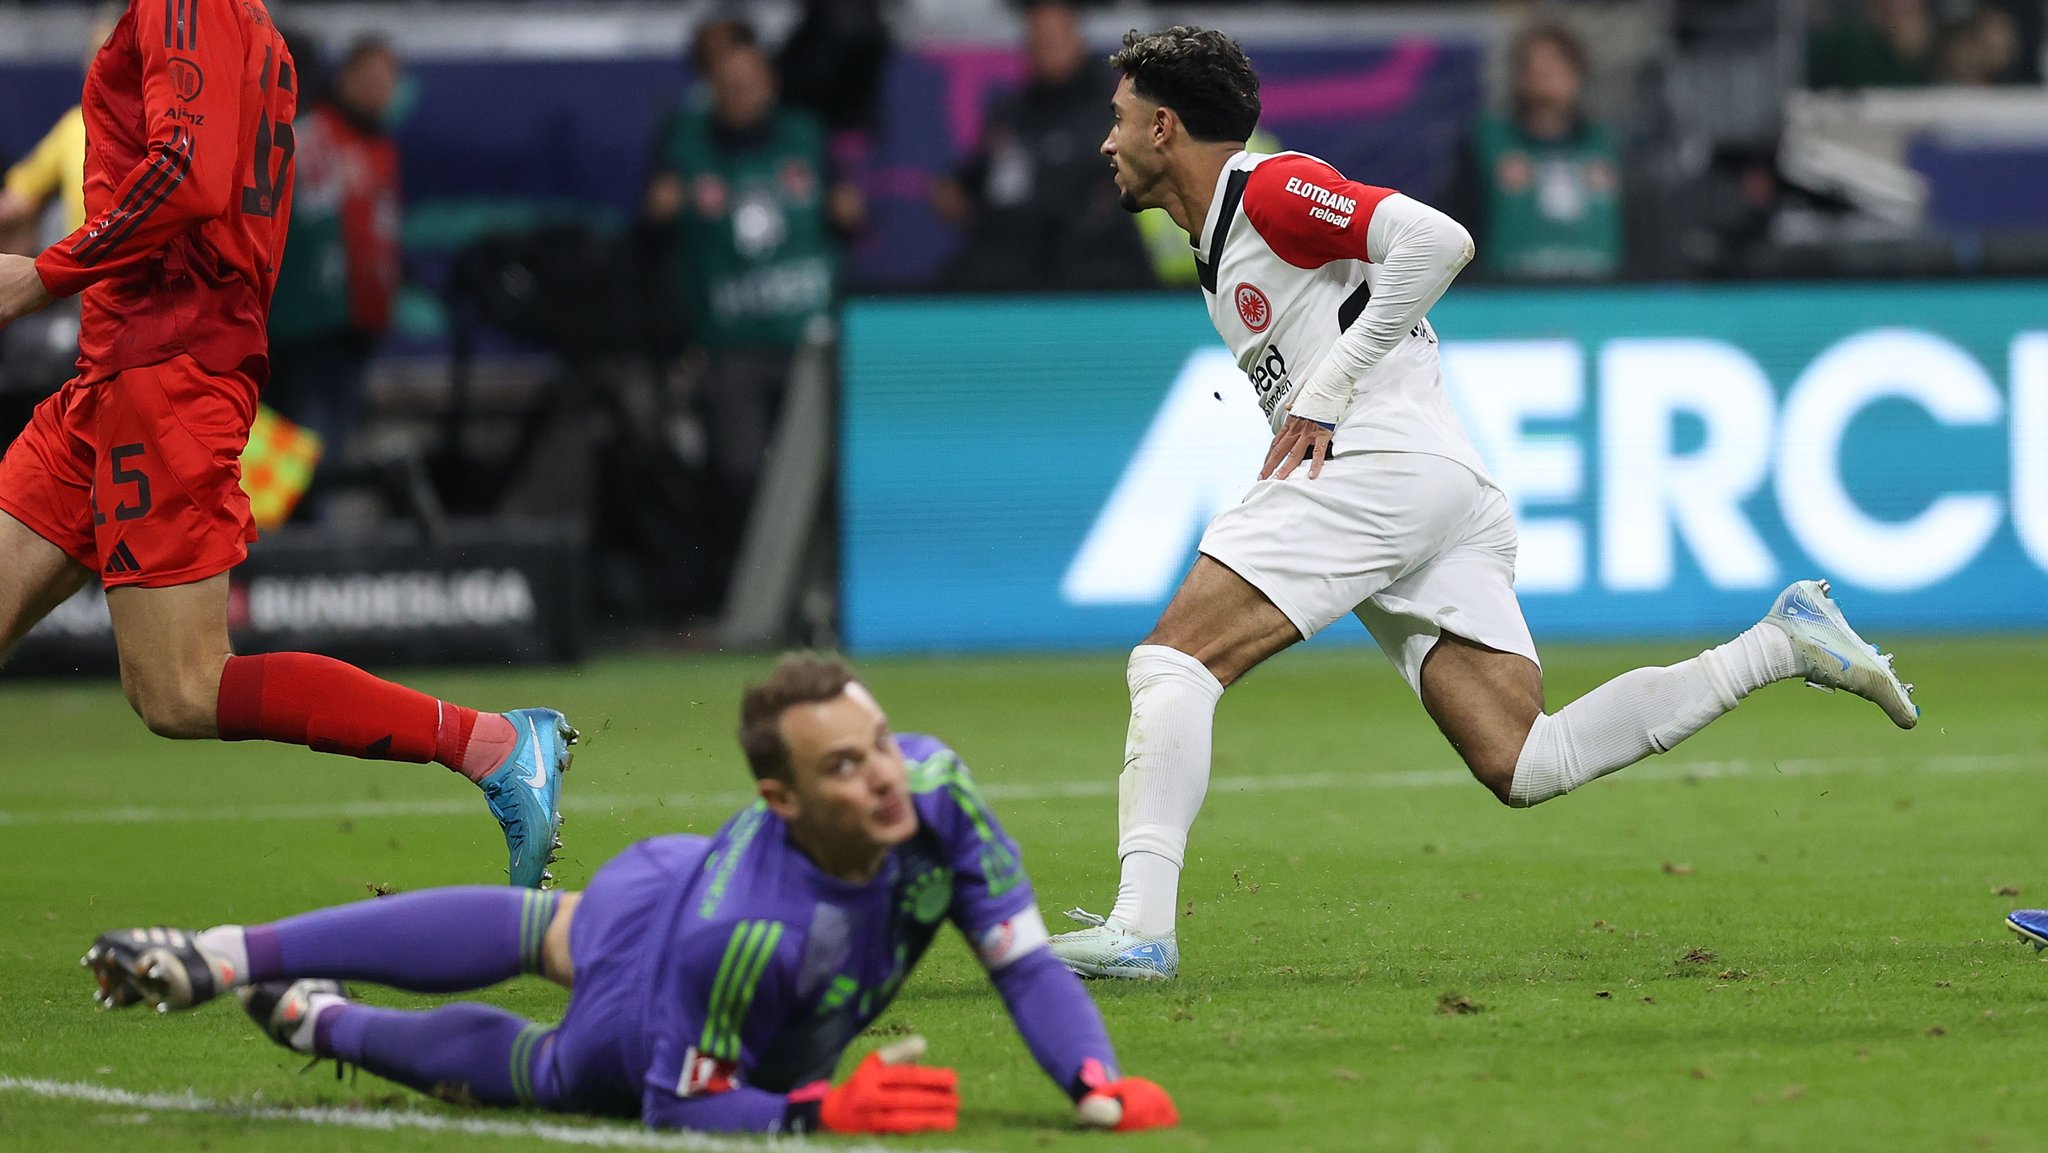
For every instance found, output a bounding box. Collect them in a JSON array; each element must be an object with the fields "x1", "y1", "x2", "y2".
[{"x1": 35, "y1": 0, "x2": 297, "y2": 385}]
